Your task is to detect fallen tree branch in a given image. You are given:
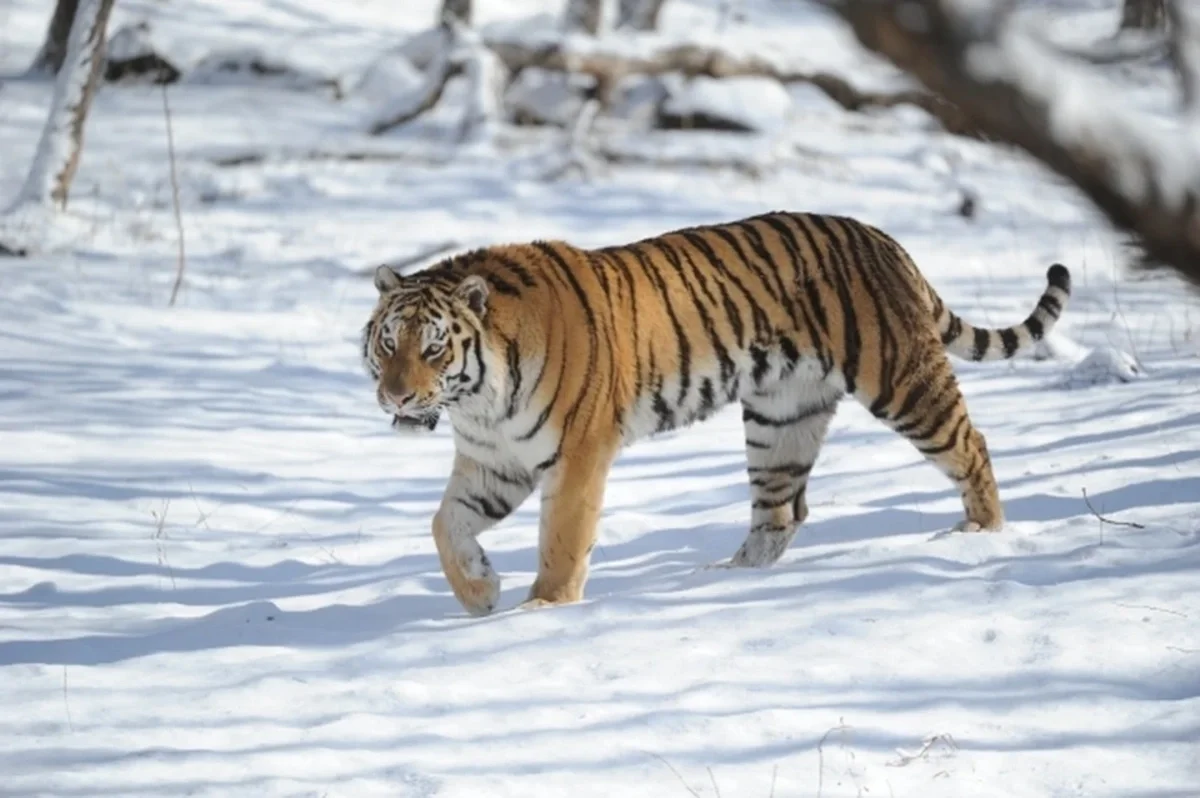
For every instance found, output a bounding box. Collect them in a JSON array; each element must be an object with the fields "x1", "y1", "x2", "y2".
[
  {"x1": 1082, "y1": 487, "x2": 1146, "y2": 530},
  {"x1": 206, "y1": 147, "x2": 456, "y2": 168},
  {"x1": 369, "y1": 24, "x2": 459, "y2": 136},
  {"x1": 485, "y1": 32, "x2": 984, "y2": 136},
  {"x1": 818, "y1": 0, "x2": 1200, "y2": 288},
  {"x1": 354, "y1": 240, "x2": 461, "y2": 276}
]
